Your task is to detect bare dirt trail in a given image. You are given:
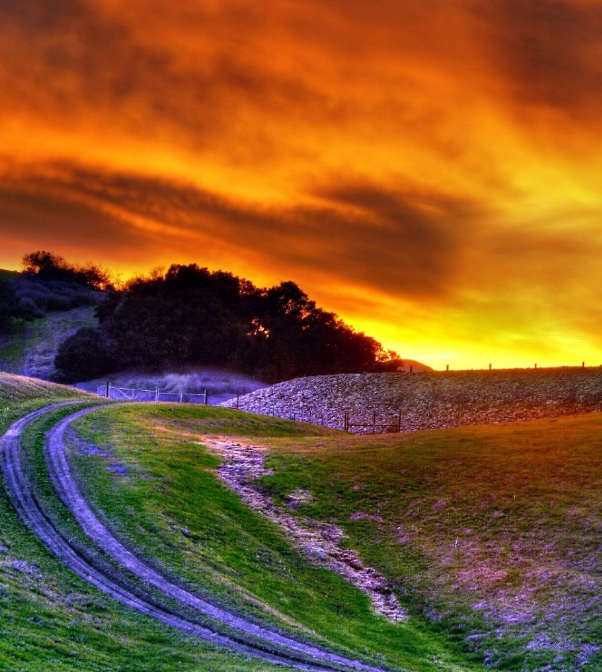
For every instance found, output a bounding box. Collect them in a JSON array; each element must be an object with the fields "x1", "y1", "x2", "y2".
[{"x1": 0, "y1": 403, "x2": 393, "y2": 672}]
